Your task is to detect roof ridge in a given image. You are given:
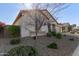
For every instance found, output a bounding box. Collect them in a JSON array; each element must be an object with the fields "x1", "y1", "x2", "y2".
[{"x1": 20, "y1": 9, "x2": 47, "y2": 12}]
